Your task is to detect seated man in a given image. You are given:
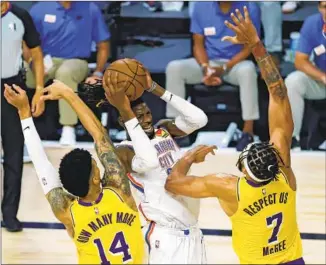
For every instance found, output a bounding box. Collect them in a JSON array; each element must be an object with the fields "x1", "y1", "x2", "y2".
[
  {"x1": 26, "y1": 1, "x2": 110, "y2": 145},
  {"x1": 165, "y1": 1, "x2": 261, "y2": 151},
  {"x1": 285, "y1": 1, "x2": 326, "y2": 147}
]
